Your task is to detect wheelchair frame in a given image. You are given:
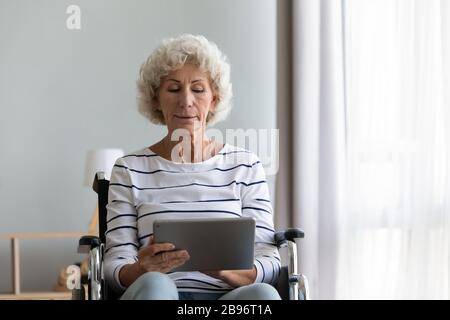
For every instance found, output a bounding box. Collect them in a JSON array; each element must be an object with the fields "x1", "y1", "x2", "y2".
[{"x1": 75, "y1": 172, "x2": 309, "y2": 300}]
